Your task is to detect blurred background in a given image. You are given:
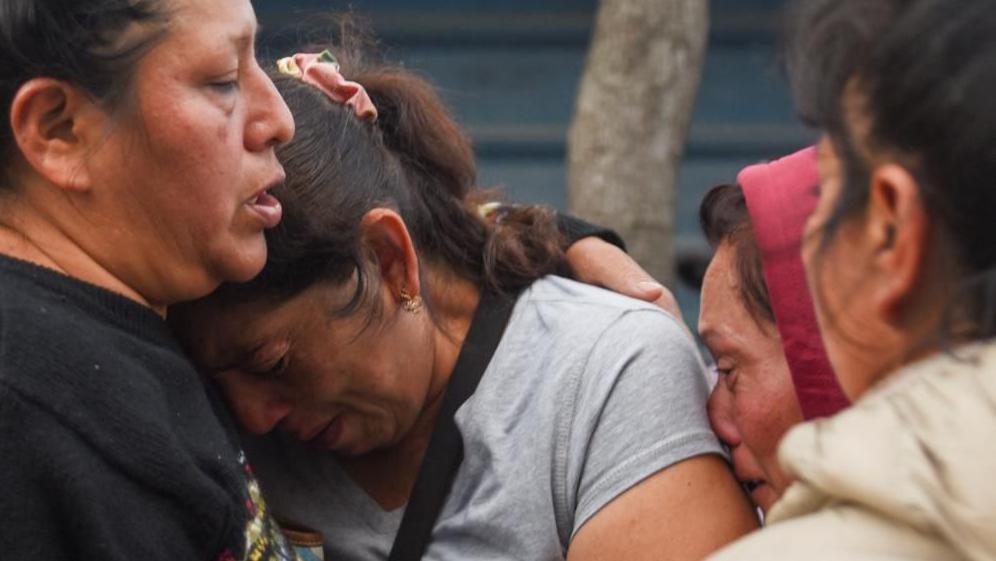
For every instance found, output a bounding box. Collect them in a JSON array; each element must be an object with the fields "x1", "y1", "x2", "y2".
[{"x1": 255, "y1": 0, "x2": 814, "y2": 330}]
